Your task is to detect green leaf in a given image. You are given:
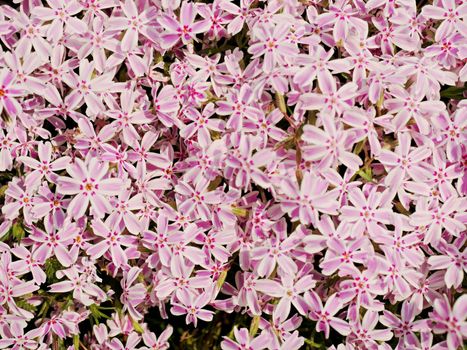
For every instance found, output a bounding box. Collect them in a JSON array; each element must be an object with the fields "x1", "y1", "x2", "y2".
[
  {"x1": 216, "y1": 269, "x2": 229, "y2": 289},
  {"x1": 16, "y1": 299, "x2": 37, "y2": 313},
  {"x1": 231, "y1": 207, "x2": 248, "y2": 217},
  {"x1": 131, "y1": 316, "x2": 144, "y2": 334},
  {"x1": 89, "y1": 304, "x2": 111, "y2": 325},
  {"x1": 45, "y1": 258, "x2": 63, "y2": 281},
  {"x1": 249, "y1": 315, "x2": 260, "y2": 337},
  {"x1": 73, "y1": 335, "x2": 80, "y2": 350},
  {"x1": 12, "y1": 222, "x2": 25, "y2": 241},
  {"x1": 440, "y1": 85, "x2": 467, "y2": 100}
]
